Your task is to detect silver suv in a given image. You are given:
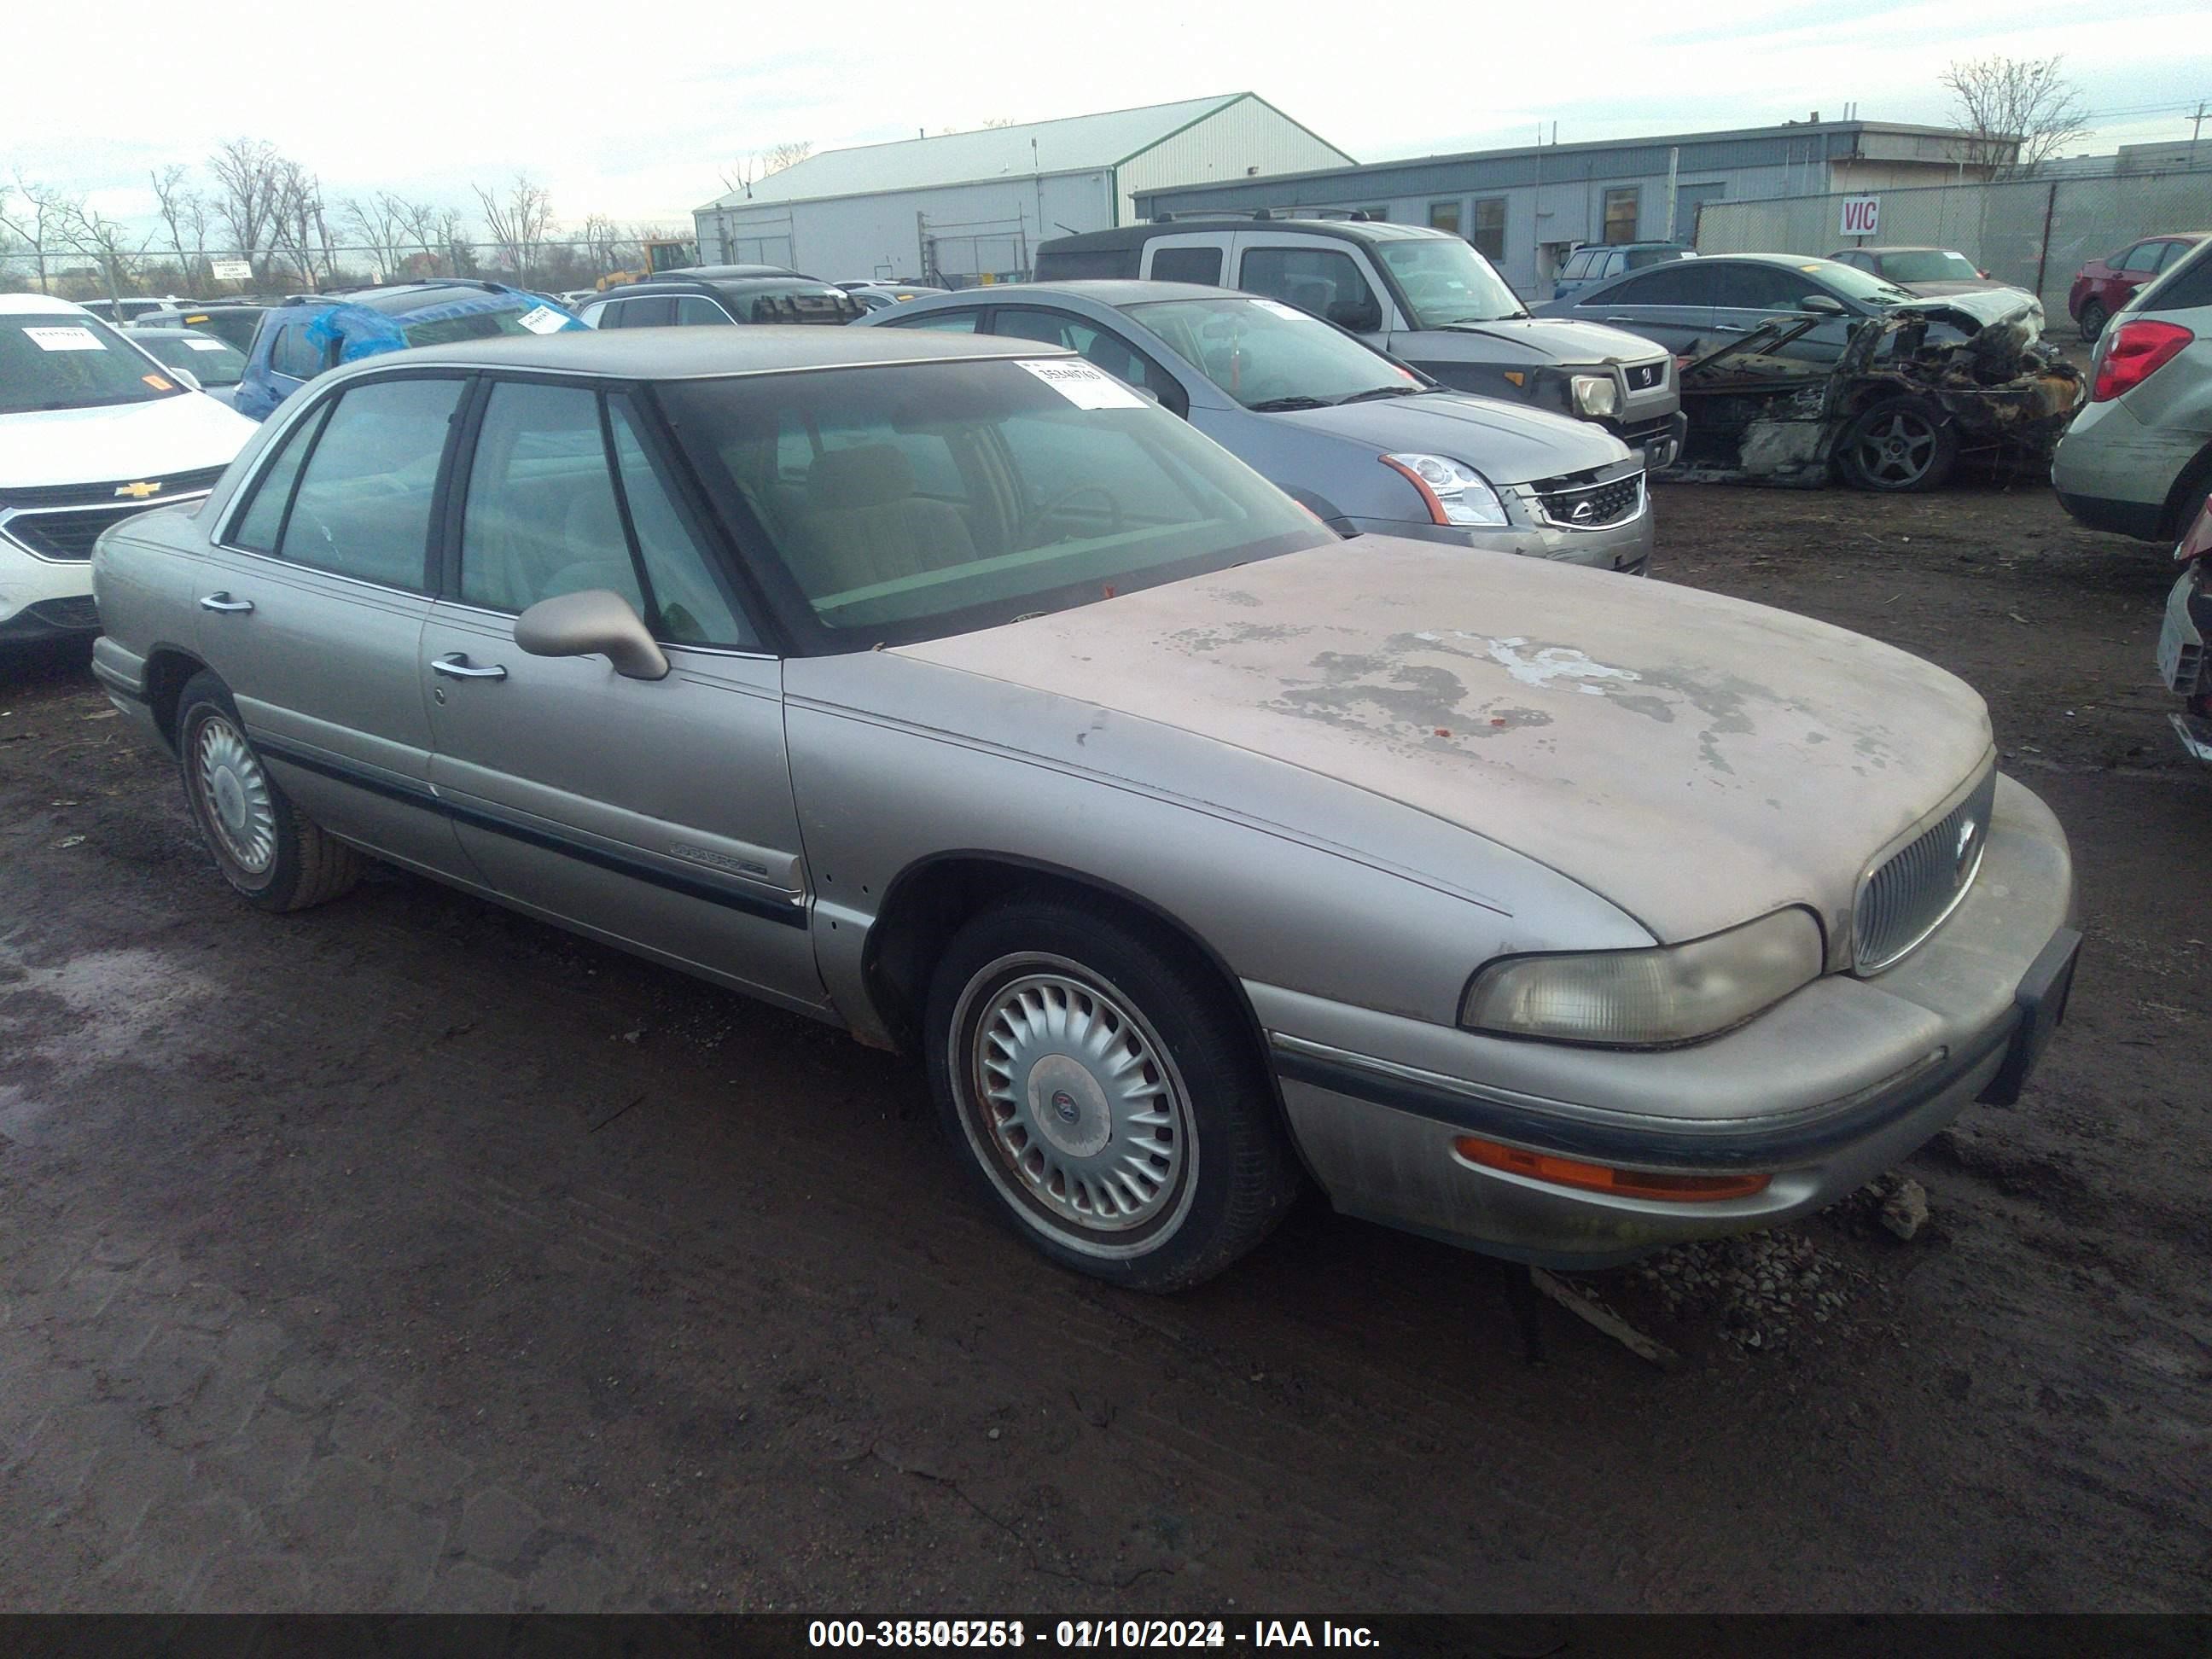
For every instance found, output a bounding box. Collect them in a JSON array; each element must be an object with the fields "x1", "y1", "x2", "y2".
[
  {"x1": 2055, "y1": 237, "x2": 2212, "y2": 543},
  {"x1": 1035, "y1": 215, "x2": 1685, "y2": 470}
]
